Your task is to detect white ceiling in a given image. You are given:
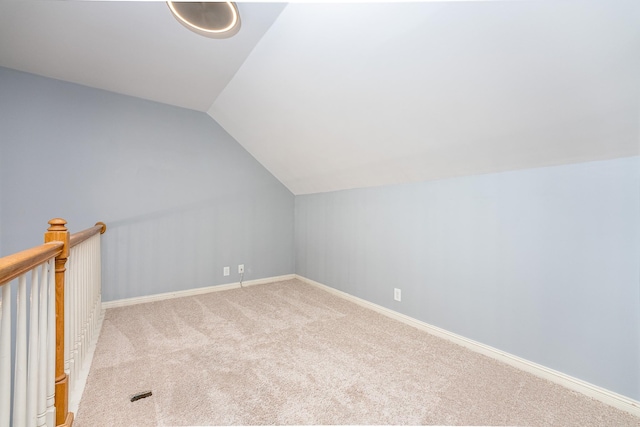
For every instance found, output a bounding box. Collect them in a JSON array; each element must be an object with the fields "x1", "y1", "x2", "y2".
[
  {"x1": 1, "y1": 1, "x2": 639, "y2": 195},
  {"x1": 0, "y1": 1, "x2": 286, "y2": 111}
]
